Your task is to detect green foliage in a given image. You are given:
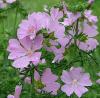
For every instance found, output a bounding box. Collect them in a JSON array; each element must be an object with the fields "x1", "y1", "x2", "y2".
[
  {"x1": 0, "y1": 0, "x2": 100, "y2": 98},
  {"x1": 64, "y1": 0, "x2": 88, "y2": 12}
]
